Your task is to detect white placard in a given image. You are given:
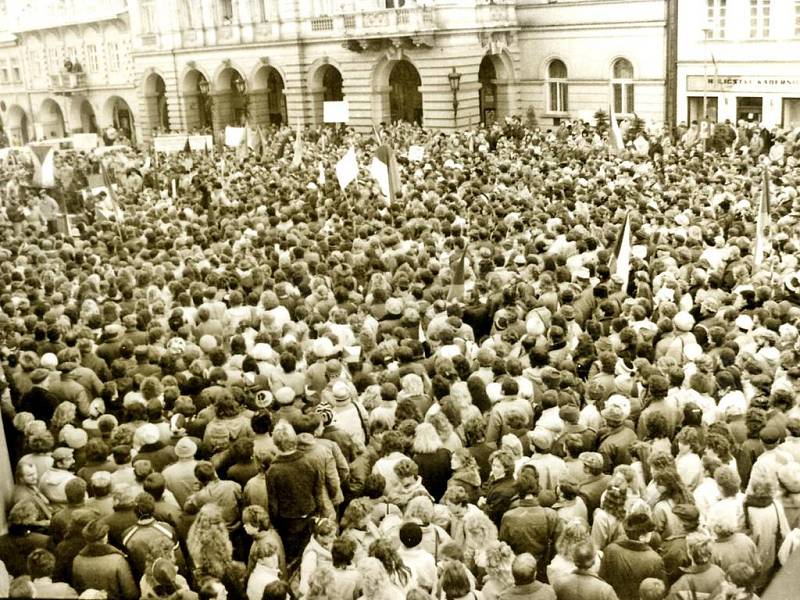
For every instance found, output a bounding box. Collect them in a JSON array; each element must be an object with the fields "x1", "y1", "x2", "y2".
[
  {"x1": 71, "y1": 133, "x2": 98, "y2": 151},
  {"x1": 323, "y1": 101, "x2": 349, "y2": 124},
  {"x1": 189, "y1": 135, "x2": 213, "y2": 151},
  {"x1": 408, "y1": 145, "x2": 425, "y2": 162},
  {"x1": 225, "y1": 126, "x2": 245, "y2": 147},
  {"x1": 154, "y1": 135, "x2": 190, "y2": 154}
]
